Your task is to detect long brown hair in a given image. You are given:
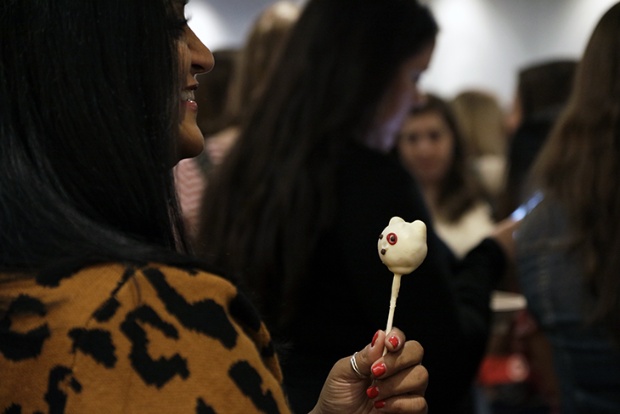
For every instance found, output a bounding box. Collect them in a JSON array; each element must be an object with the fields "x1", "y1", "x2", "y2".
[
  {"x1": 223, "y1": 1, "x2": 300, "y2": 128},
  {"x1": 197, "y1": 0, "x2": 438, "y2": 329},
  {"x1": 530, "y1": 2, "x2": 620, "y2": 341}
]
